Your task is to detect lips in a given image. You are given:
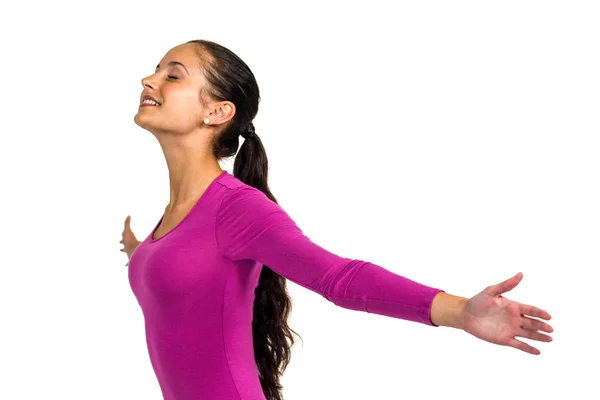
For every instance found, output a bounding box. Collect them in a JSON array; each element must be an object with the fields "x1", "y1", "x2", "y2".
[{"x1": 140, "y1": 95, "x2": 161, "y2": 107}]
